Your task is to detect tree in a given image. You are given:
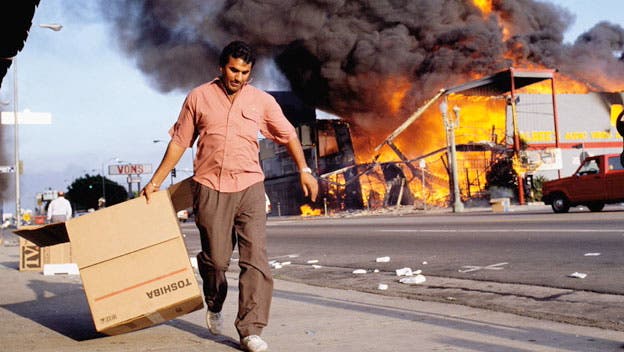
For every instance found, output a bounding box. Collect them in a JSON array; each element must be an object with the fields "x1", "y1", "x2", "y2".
[{"x1": 66, "y1": 174, "x2": 128, "y2": 211}]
